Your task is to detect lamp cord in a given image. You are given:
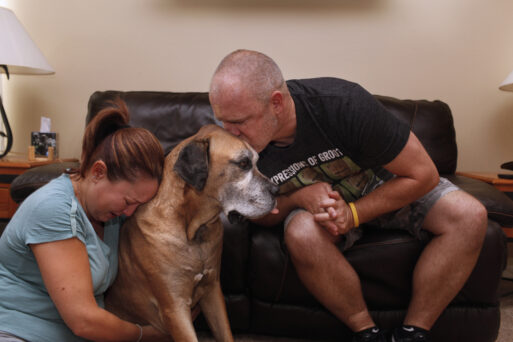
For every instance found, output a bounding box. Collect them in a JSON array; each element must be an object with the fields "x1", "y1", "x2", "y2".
[
  {"x1": 0, "y1": 65, "x2": 13, "y2": 157},
  {"x1": 0, "y1": 95, "x2": 13, "y2": 158}
]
